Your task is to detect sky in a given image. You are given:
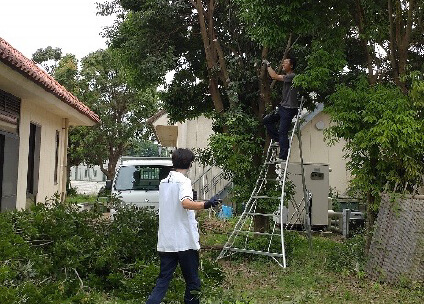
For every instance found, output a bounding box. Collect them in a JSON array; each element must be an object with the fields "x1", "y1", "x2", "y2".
[{"x1": 0, "y1": 0, "x2": 115, "y2": 60}]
